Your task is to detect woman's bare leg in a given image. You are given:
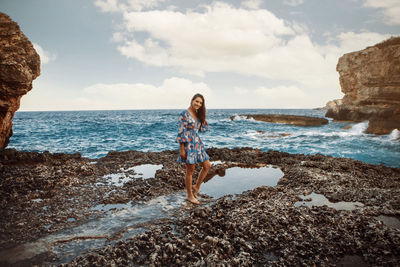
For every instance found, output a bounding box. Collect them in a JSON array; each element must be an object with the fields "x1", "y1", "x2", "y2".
[
  {"x1": 193, "y1": 160, "x2": 211, "y2": 198},
  {"x1": 185, "y1": 164, "x2": 200, "y2": 204}
]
